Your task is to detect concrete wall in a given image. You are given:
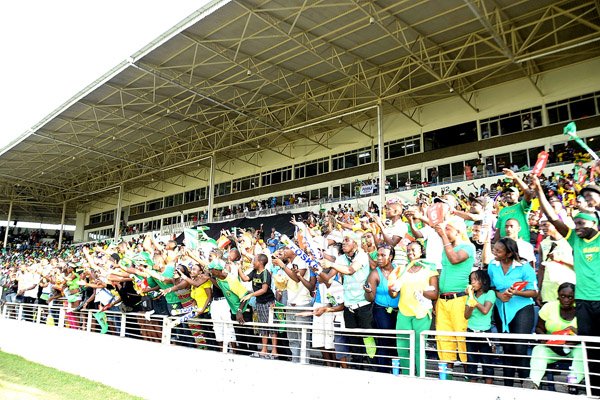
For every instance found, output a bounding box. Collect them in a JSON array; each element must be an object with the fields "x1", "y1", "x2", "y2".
[{"x1": 0, "y1": 318, "x2": 573, "y2": 400}]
